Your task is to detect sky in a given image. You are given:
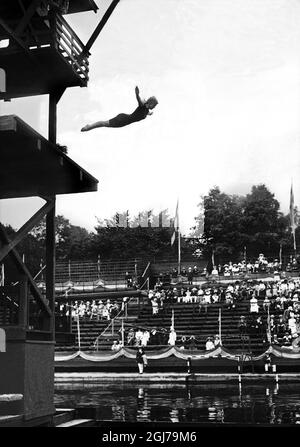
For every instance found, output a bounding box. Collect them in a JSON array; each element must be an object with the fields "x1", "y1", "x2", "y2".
[{"x1": 1, "y1": 0, "x2": 300, "y2": 235}]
